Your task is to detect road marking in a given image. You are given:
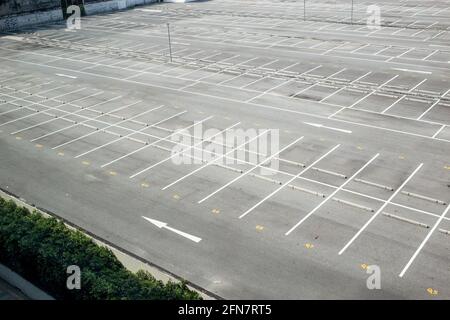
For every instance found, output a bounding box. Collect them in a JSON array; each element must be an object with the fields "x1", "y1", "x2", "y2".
[
  {"x1": 2, "y1": 53, "x2": 449, "y2": 145},
  {"x1": 255, "y1": 225, "x2": 264, "y2": 231},
  {"x1": 444, "y1": 165, "x2": 450, "y2": 170},
  {"x1": 240, "y1": 144, "x2": 341, "y2": 220},
  {"x1": 35, "y1": 144, "x2": 43, "y2": 148},
  {"x1": 286, "y1": 153, "x2": 380, "y2": 236},
  {"x1": 198, "y1": 136, "x2": 304, "y2": 204},
  {"x1": 427, "y1": 288, "x2": 439, "y2": 296},
  {"x1": 399, "y1": 203, "x2": 450, "y2": 277},
  {"x1": 360, "y1": 263, "x2": 369, "y2": 270},
  {"x1": 57, "y1": 152, "x2": 64, "y2": 156},
  {"x1": 391, "y1": 68, "x2": 432, "y2": 75},
  {"x1": 339, "y1": 163, "x2": 424, "y2": 255},
  {"x1": 162, "y1": 129, "x2": 270, "y2": 191},
  {"x1": 305, "y1": 243, "x2": 314, "y2": 249},
  {"x1": 212, "y1": 209, "x2": 220, "y2": 214},
  {"x1": 15, "y1": 136, "x2": 22, "y2": 140},
  {"x1": 173, "y1": 194, "x2": 180, "y2": 200},
  {"x1": 60, "y1": 105, "x2": 168, "y2": 152},
  {"x1": 82, "y1": 161, "x2": 90, "y2": 166},
  {"x1": 142, "y1": 216, "x2": 201, "y2": 243},
  {"x1": 304, "y1": 122, "x2": 352, "y2": 134},
  {"x1": 108, "y1": 171, "x2": 117, "y2": 176},
  {"x1": 141, "y1": 182, "x2": 149, "y2": 188},
  {"x1": 56, "y1": 73, "x2": 78, "y2": 79},
  {"x1": 106, "y1": 116, "x2": 219, "y2": 171}
]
